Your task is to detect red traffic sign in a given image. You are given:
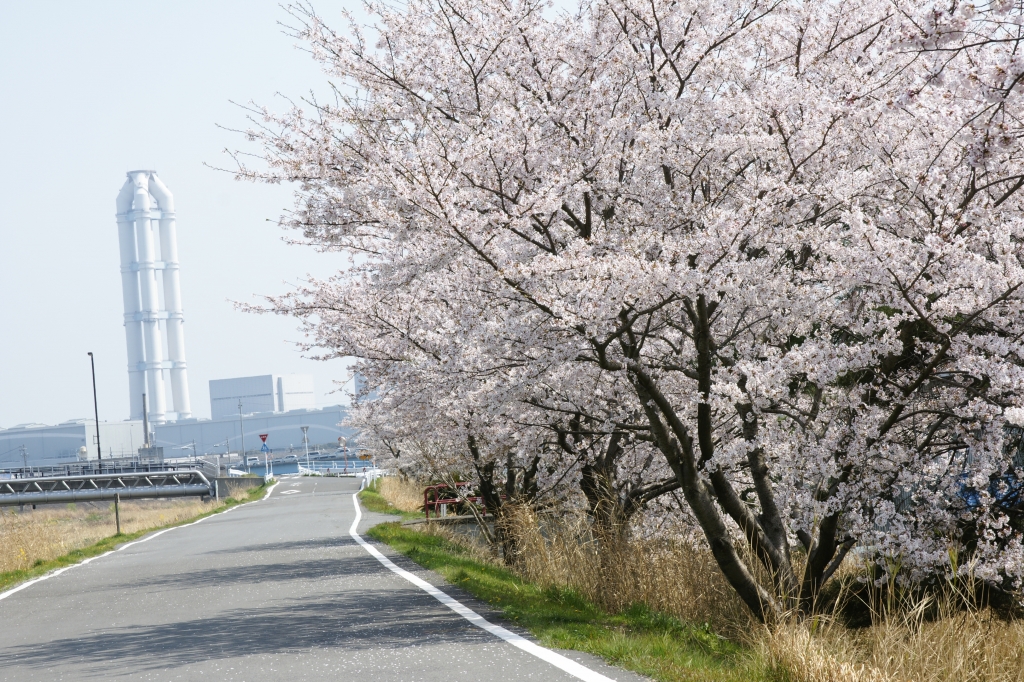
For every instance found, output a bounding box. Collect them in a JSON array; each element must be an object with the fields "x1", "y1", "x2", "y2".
[{"x1": 259, "y1": 433, "x2": 268, "y2": 443}]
